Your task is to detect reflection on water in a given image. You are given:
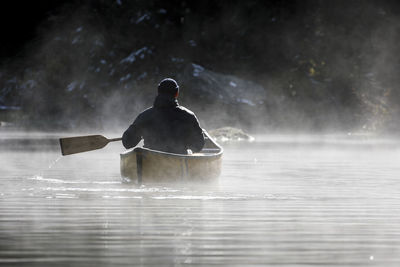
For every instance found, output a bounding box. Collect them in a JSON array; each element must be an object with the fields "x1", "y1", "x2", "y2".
[{"x1": 1, "y1": 131, "x2": 400, "y2": 266}]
